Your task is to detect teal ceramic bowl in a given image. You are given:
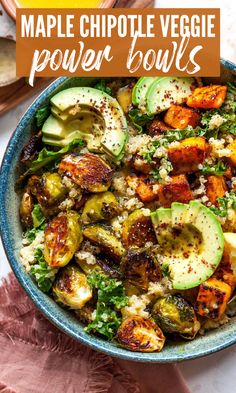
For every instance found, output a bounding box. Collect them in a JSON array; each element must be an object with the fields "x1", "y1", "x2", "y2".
[{"x1": 1, "y1": 61, "x2": 236, "y2": 362}]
